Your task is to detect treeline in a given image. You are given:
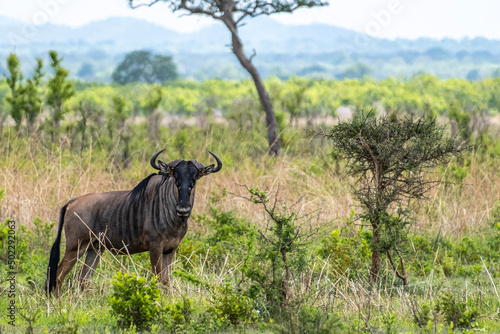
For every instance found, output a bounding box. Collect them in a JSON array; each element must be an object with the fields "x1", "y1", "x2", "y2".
[
  {"x1": 1, "y1": 52, "x2": 499, "y2": 159},
  {"x1": 3, "y1": 68, "x2": 500, "y2": 123}
]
